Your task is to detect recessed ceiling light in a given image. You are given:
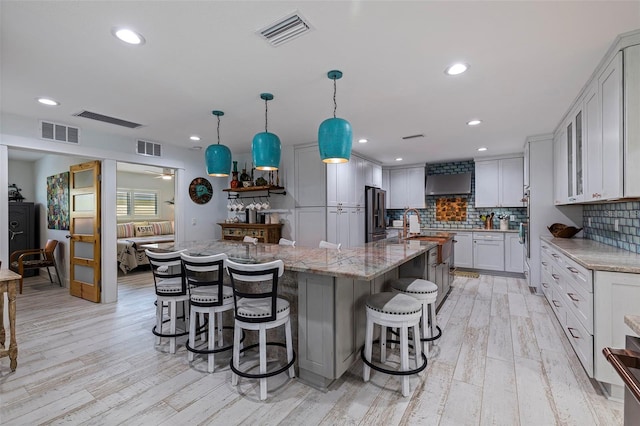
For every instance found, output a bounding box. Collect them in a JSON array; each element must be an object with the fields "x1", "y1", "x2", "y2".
[
  {"x1": 37, "y1": 97, "x2": 59, "y2": 106},
  {"x1": 112, "y1": 27, "x2": 145, "y2": 45},
  {"x1": 445, "y1": 62, "x2": 469, "y2": 76},
  {"x1": 477, "y1": 147, "x2": 488, "y2": 152},
  {"x1": 190, "y1": 146, "x2": 203, "y2": 151},
  {"x1": 358, "y1": 138, "x2": 368, "y2": 144},
  {"x1": 395, "y1": 157, "x2": 403, "y2": 161},
  {"x1": 190, "y1": 135, "x2": 201, "y2": 141},
  {"x1": 467, "y1": 119, "x2": 482, "y2": 126}
]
